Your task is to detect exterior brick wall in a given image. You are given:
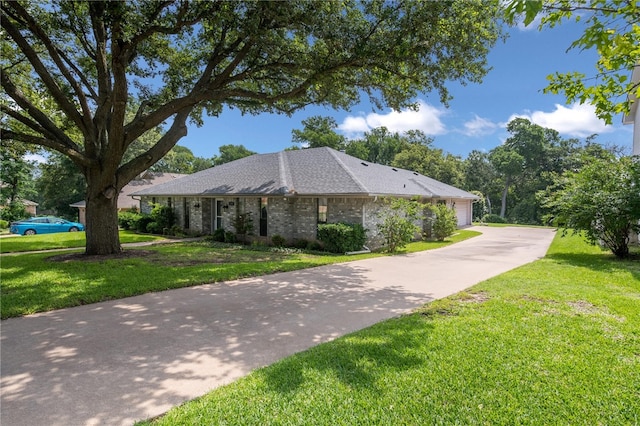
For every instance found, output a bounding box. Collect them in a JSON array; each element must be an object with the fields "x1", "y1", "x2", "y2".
[{"x1": 140, "y1": 194, "x2": 464, "y2": 247}]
